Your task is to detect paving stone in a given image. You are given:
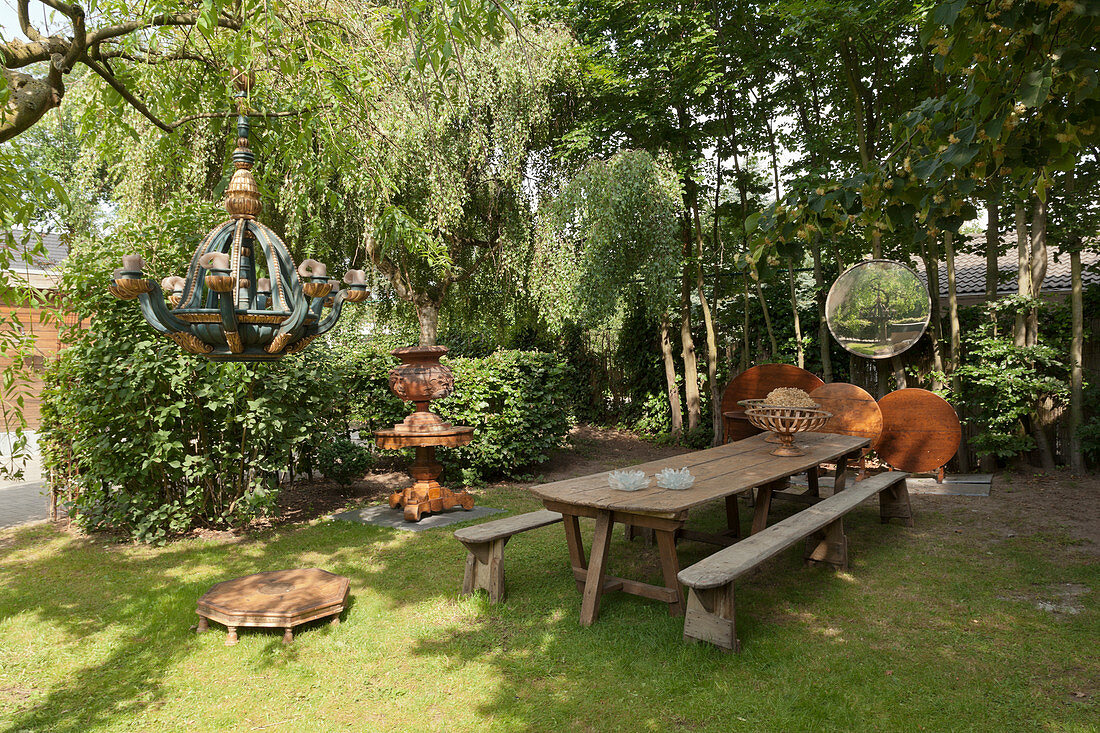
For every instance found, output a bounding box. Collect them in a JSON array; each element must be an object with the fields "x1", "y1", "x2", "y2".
[
  {"x1": 333, "y1": 504, "x2": 502, "y2": 532},
  {"x1": 0, "y1": 482, "x2": 48, "y2": 529}
]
